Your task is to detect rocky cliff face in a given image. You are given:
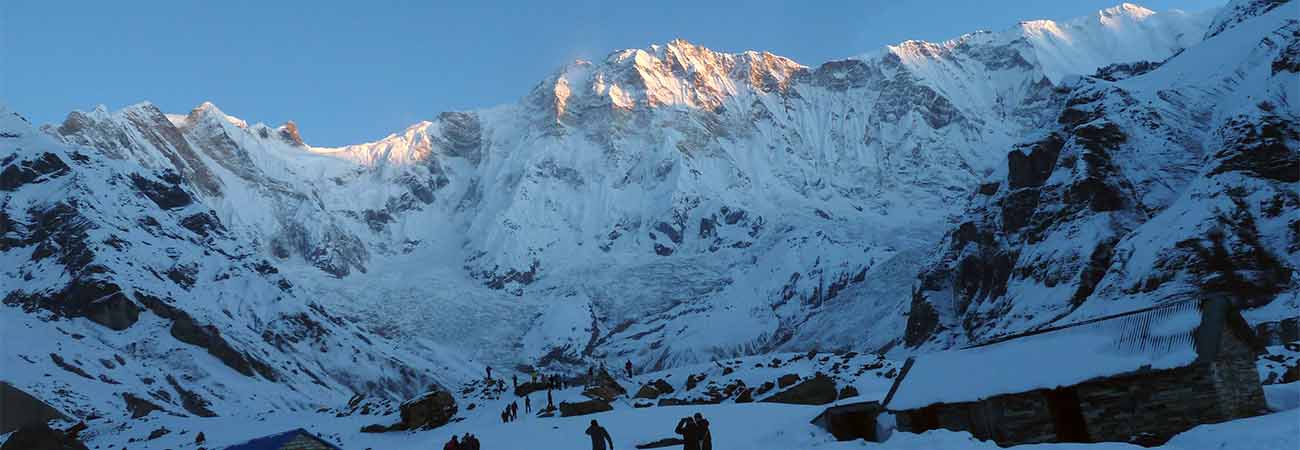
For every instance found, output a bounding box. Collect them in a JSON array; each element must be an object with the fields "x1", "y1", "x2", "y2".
[{"x1": 906, "y1": 0, "x2": 1300, "y2": 349}]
